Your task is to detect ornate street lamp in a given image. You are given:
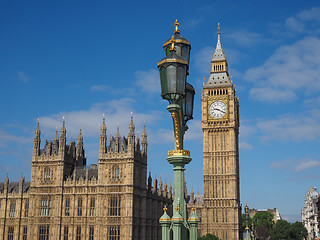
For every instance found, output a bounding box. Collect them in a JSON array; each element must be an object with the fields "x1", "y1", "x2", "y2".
[{"x1": 158, "y1": 20, "x2": 199, "y2": 240}]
